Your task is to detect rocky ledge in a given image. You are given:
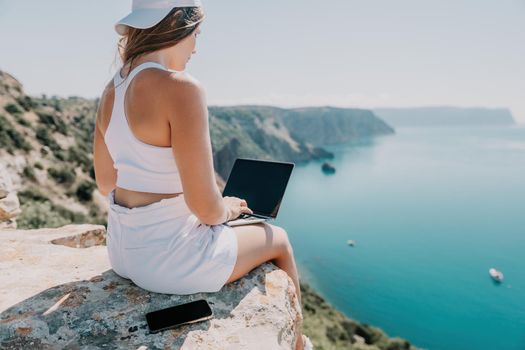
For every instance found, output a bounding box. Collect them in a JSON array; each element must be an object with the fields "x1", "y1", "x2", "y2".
[{"x1": 0, "y1": 224, "x2": 302, "y2": 349}]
